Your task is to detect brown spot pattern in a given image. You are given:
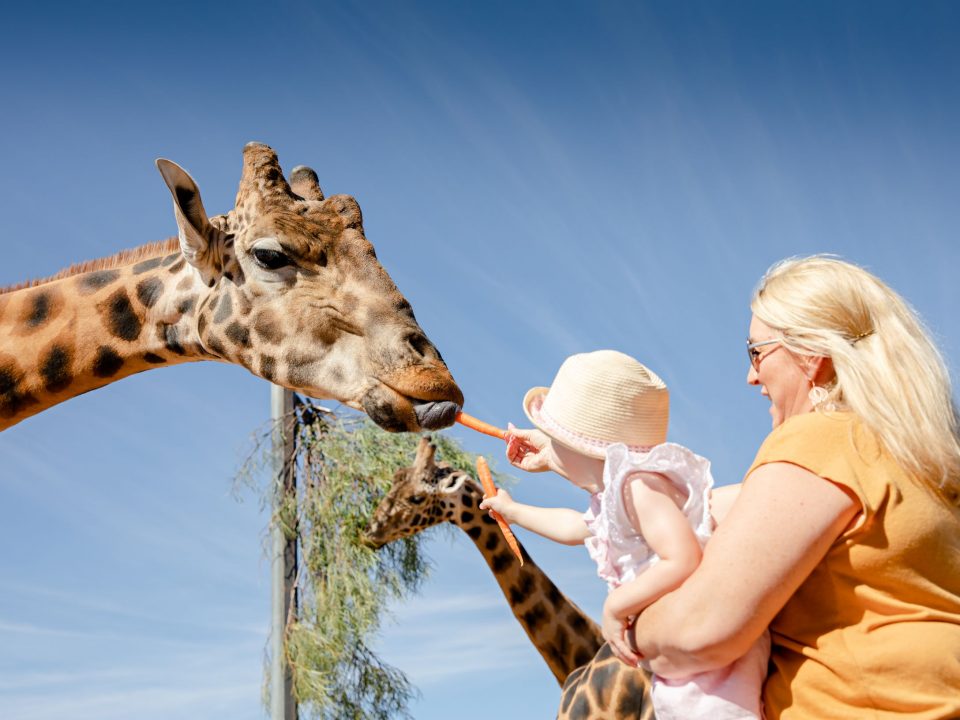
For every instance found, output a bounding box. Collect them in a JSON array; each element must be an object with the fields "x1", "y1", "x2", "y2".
[
  {"x1": 92, "y1": 346, "x2": 124, "y2": 377},
  {"x1": 40, "y1": 345, "x2": 73, "y2": 392},
  {"x1": 0, "y1": 361, "x2": 37, "y2": 417},
  {"x1": 98, "y1": 289, "x2": 142, "y2": 342}
]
